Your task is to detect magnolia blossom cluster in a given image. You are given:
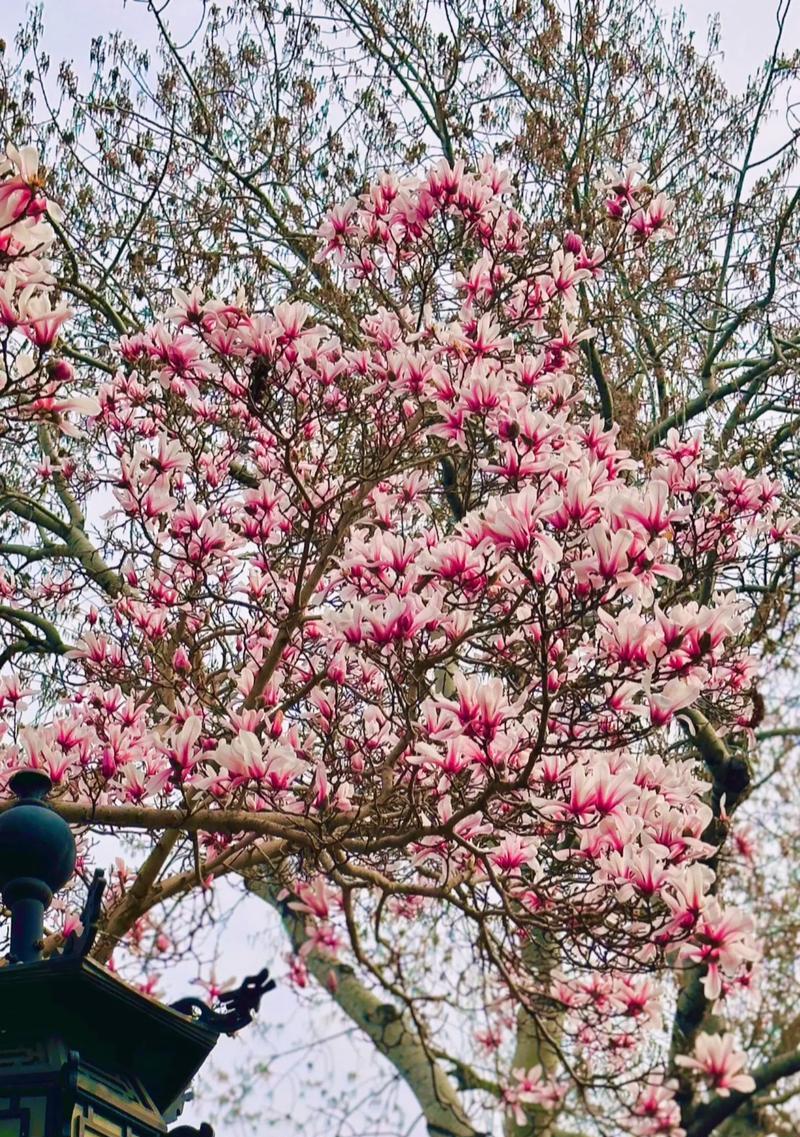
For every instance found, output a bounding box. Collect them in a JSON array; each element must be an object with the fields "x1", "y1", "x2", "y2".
[
  {"x1": 0, "y1": 146, "x2": 87, "y2": 424},
  {"x1": 502, "y1": 1065, "x2": 565, "y2": 1126},
  {"x1": 0, "y1": 148, "x2": 780, "y2": 1132},
  {"x1": 632, "y1": 1078, "x2": 685, "y2": 1137},
  {"x1": 601, "y1": 162, "x2": 676, "y2": 243}
]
